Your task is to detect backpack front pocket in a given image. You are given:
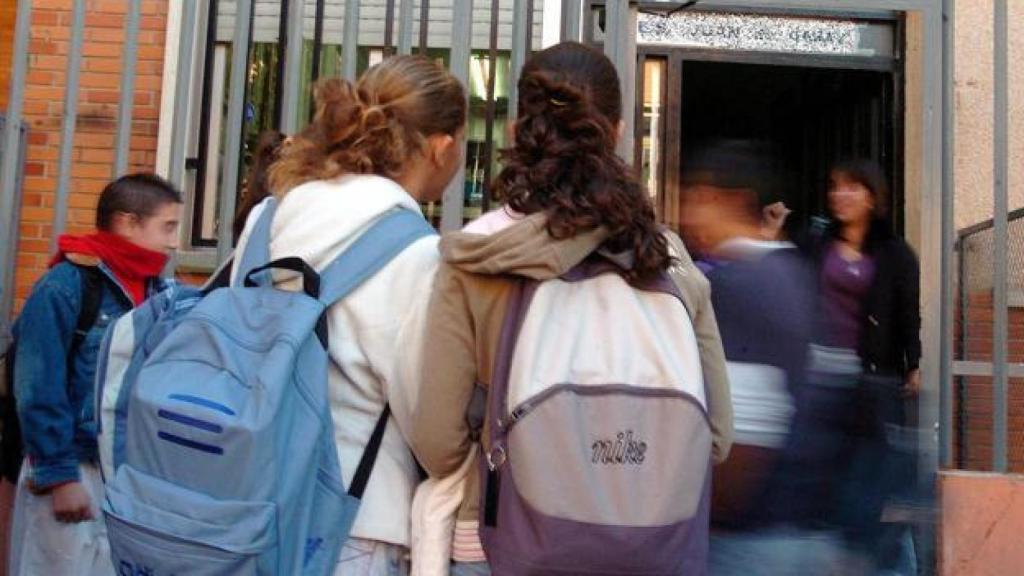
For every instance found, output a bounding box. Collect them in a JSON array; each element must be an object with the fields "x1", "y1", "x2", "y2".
[{"x1": 104, "y1": 465, "x2": 277, "y2": 576}]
